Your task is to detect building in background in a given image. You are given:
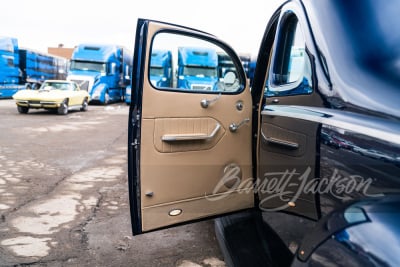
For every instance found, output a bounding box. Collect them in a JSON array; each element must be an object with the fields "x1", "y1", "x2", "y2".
[{"x1": 48, "y1": 44, "x2": 74, "y2": 59}]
